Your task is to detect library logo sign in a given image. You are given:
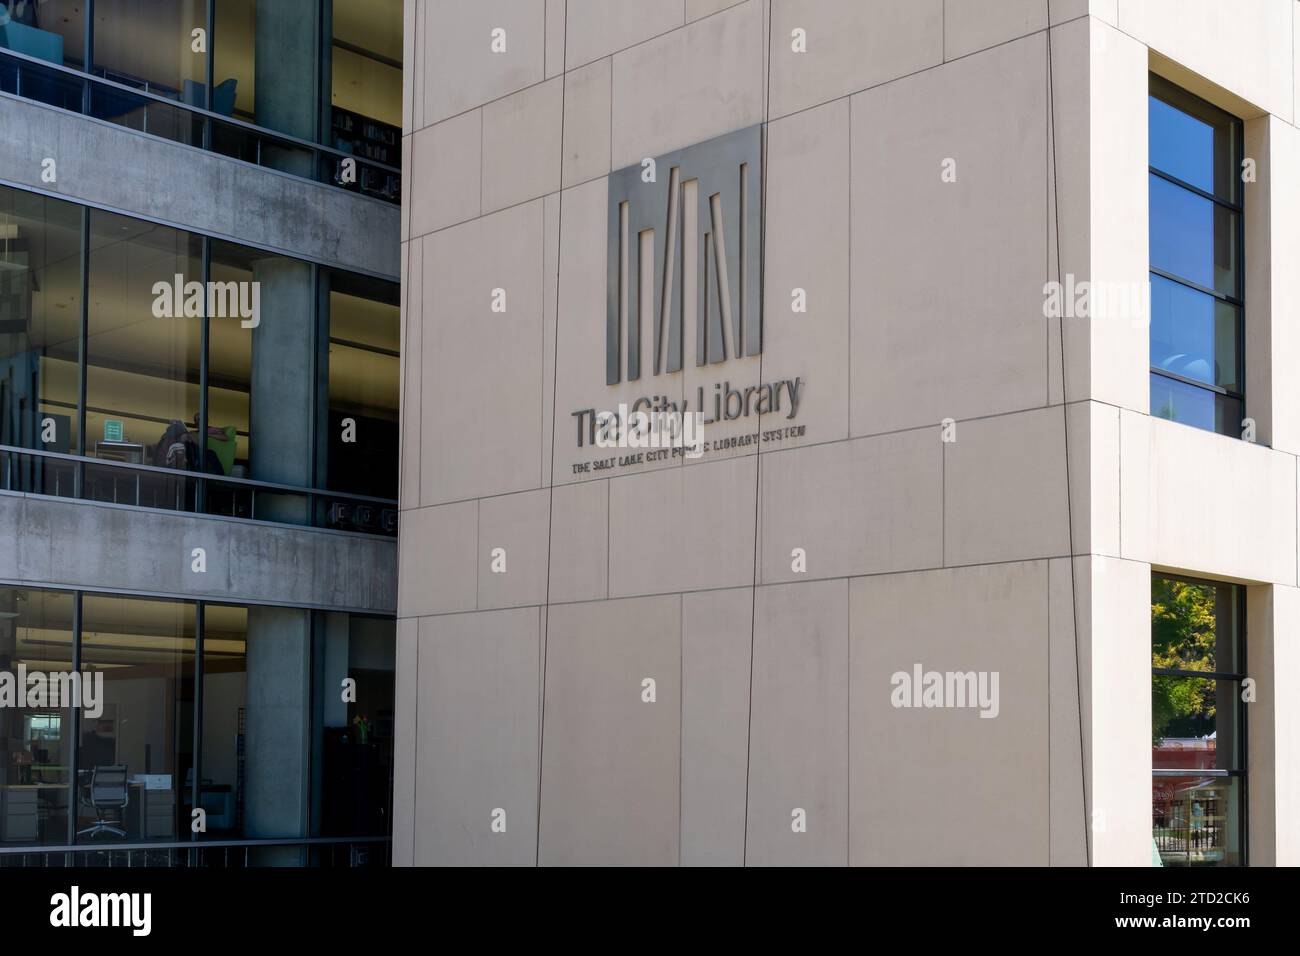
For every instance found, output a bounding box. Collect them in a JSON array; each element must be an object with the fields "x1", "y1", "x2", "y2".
[
  {"x1": 604, "y1": 124, "x2": 762, "y2": 384},
  {"x1": 570, "y1": 125, "x2": 806, "y2": 464}
]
